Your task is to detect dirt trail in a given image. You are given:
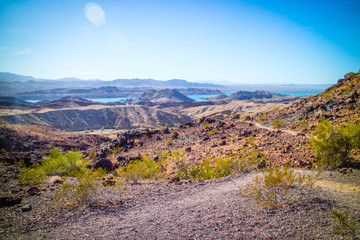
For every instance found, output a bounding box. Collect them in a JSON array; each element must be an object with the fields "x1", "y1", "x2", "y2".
[
  {"x1": 3, "y1": 170, "x2": 359, "y2": 240},
  {"x1": 252, "y1": 122, "x2": 309, "y2": 138}
]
